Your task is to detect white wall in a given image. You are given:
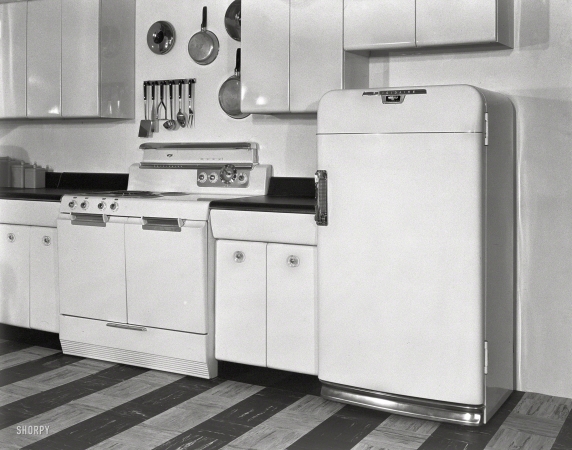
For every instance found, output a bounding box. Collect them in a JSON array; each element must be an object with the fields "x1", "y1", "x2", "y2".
[
  {"x1": 0, "y1": 0, "x2": 318, "y2": 177},
  {"x1": 368, "y1": 0, "x2": 572, "y2": 398}
]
